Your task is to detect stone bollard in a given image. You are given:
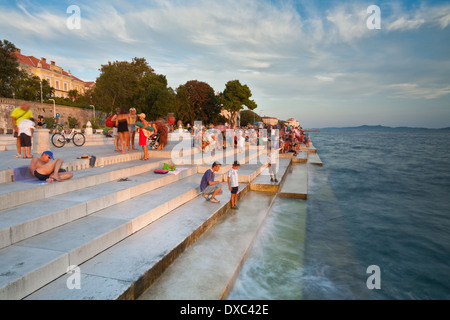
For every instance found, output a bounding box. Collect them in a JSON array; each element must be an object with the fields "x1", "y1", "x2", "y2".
[
  {"x1": 33, "y1": 129, "x2": 51, "y2": 155},
  {"x1": 85, "y1": 121, "x2": 93, "y2": 135}
]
